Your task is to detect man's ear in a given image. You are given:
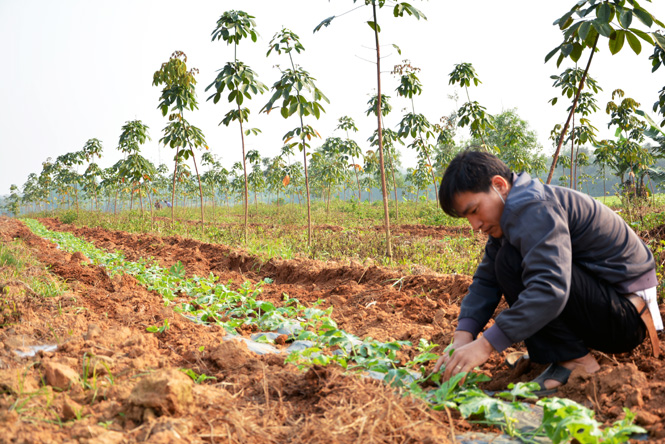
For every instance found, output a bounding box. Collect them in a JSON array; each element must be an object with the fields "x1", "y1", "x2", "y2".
[{"x1": 490, "y1": 175, "x2": 509, "y2": 192}]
